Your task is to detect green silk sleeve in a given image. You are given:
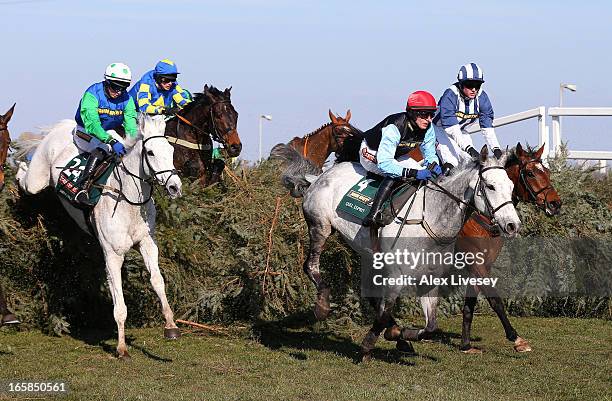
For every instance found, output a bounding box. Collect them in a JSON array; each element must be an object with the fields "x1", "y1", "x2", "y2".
[
  {"x1": 123, "y1": 98, "x2": 138, "y2": 138},
  {"x1": 80, "y1": 92, "x2": 110, "y2": 142}
]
